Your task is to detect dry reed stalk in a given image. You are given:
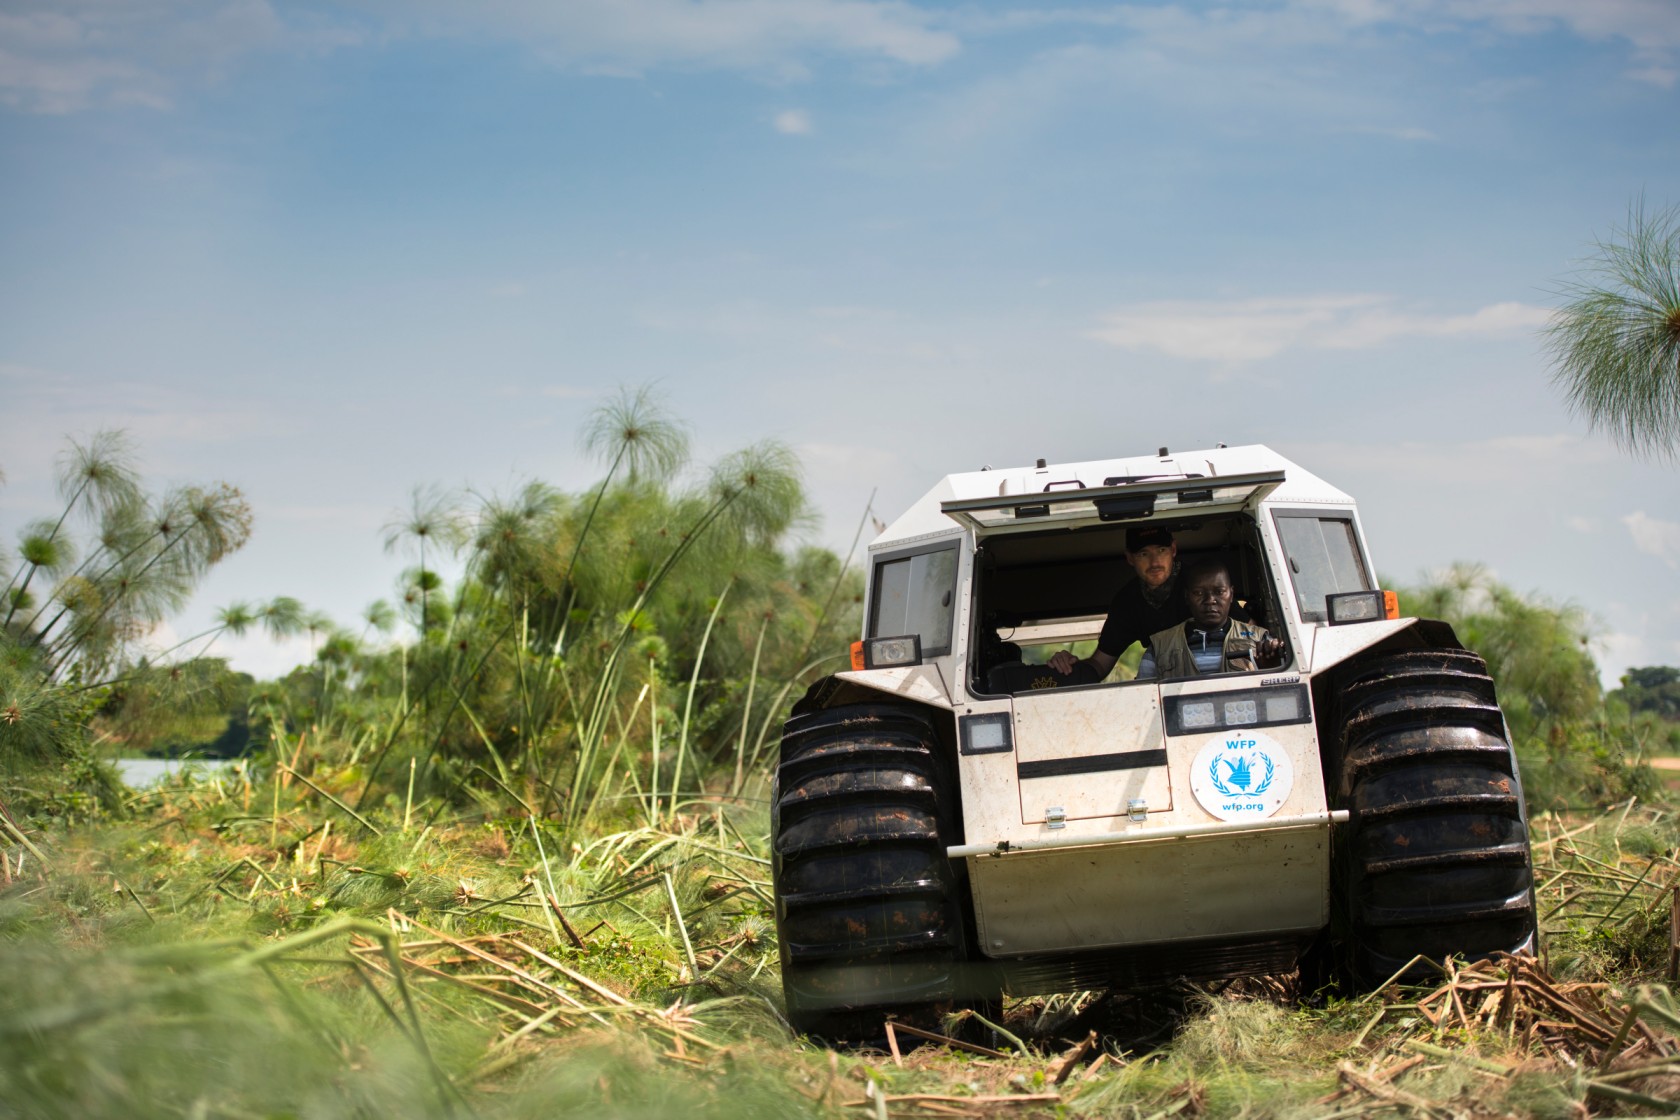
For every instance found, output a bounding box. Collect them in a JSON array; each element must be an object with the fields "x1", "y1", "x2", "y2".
[
  {"x1": 882, "y1": 1021, "x2": 1011, "y2": 1060},
  {"x1": 379, "y1": 913, "x2": 602, "y2": 1022},
  {"x1": 1045, "y1": 1030, "x2": 1097, "y2": 1085},
  {"x1": 1079, "y1": 1052, "x2": 1112, "y2": 1081},
  {"x1": 281, "y1": 729, "x2": 307, "y2": 788},
  {"x1": 0, "y1": 812, "x2": 50, "y2": 869},
  {"x1": 278, "y1": 764, "x2": 382, "y2": 835},
  {"x1": 841, "y1": 1093, "x2": 1061, "y2": 1109},
  {"x1": 1336, "y1": 1062, "x2": 1450, "y2": 1117}
]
